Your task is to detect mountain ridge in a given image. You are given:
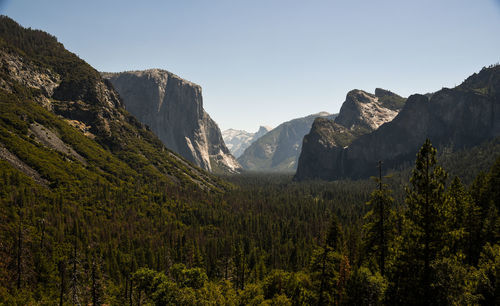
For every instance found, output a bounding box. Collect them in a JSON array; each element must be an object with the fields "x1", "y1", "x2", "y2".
[
  {"x1": 295, "y1": 88, "x2": 406, "y2": 180},
  {"x1": 295, "y1": 65, "x2": 500, "y2": 181},
  {"x1": 238, "y1": 112, "x2": 335, "y2": 172}
]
